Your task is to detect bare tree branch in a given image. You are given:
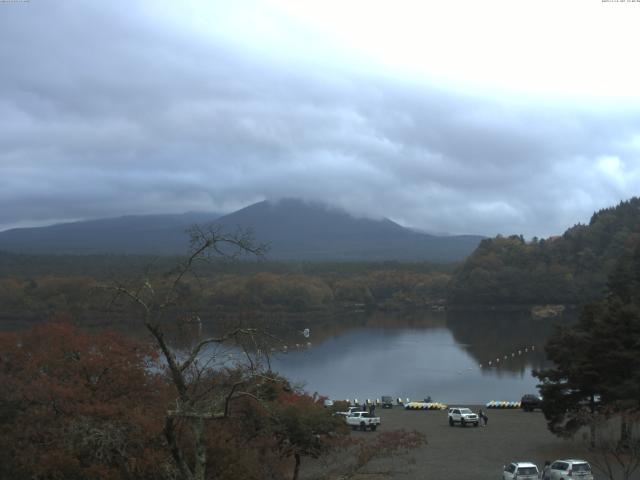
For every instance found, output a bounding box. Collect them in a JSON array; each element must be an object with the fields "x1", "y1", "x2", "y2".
[{"x1": 178, "y1": 328, "x2": 257, "y2": 374}]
